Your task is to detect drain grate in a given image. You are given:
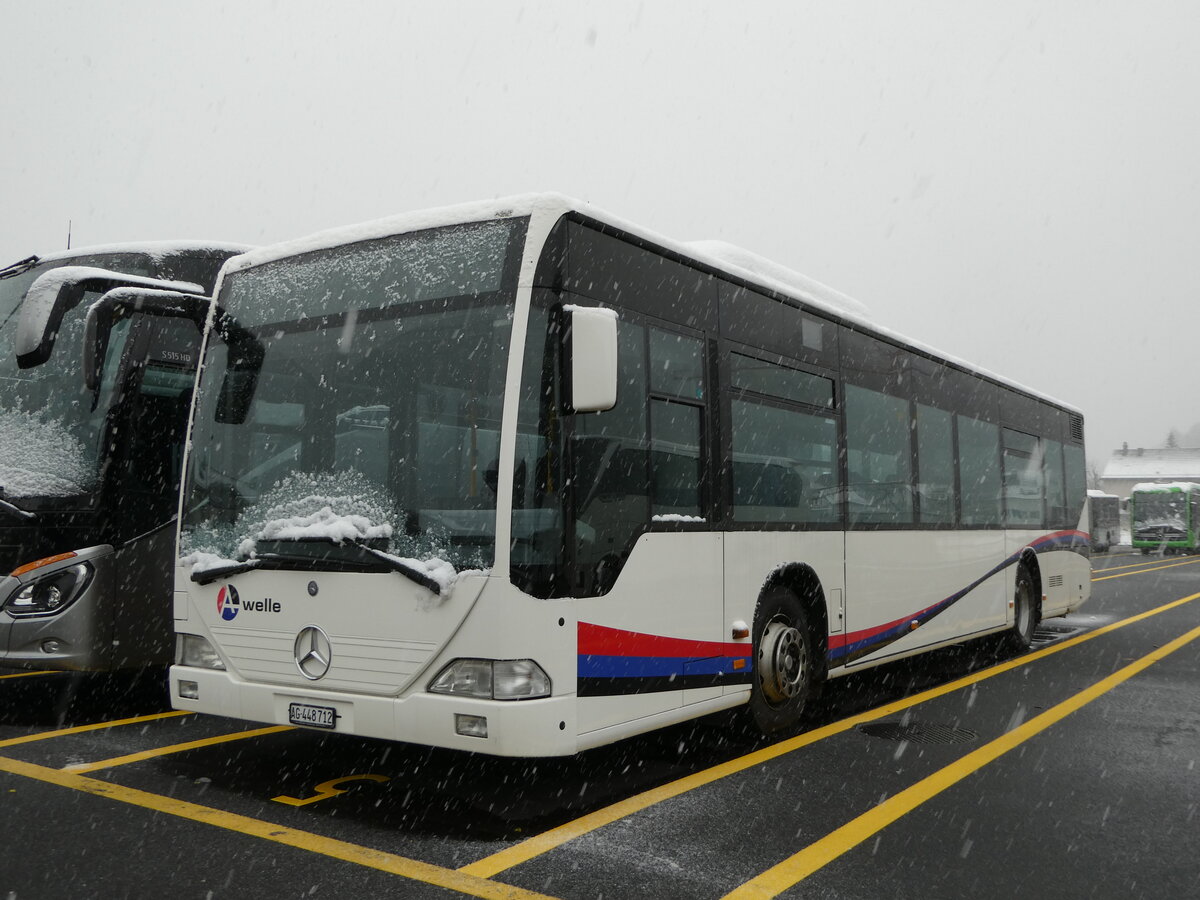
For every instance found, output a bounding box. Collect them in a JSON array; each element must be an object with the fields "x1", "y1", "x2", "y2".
[
  {"x1": 1030, "y1": 623, "x2": 1085, "y2": 648},
  {"x1": 858, "y1": 721, "x2": 977, "y2": 744}
]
